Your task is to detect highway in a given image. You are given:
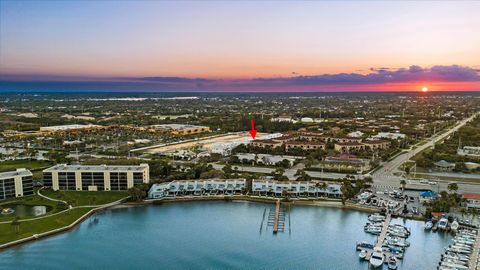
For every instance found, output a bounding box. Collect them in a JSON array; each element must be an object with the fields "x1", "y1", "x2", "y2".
[{"x1": 372, "y1": 112, "x2": 480, "y2": 193}]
